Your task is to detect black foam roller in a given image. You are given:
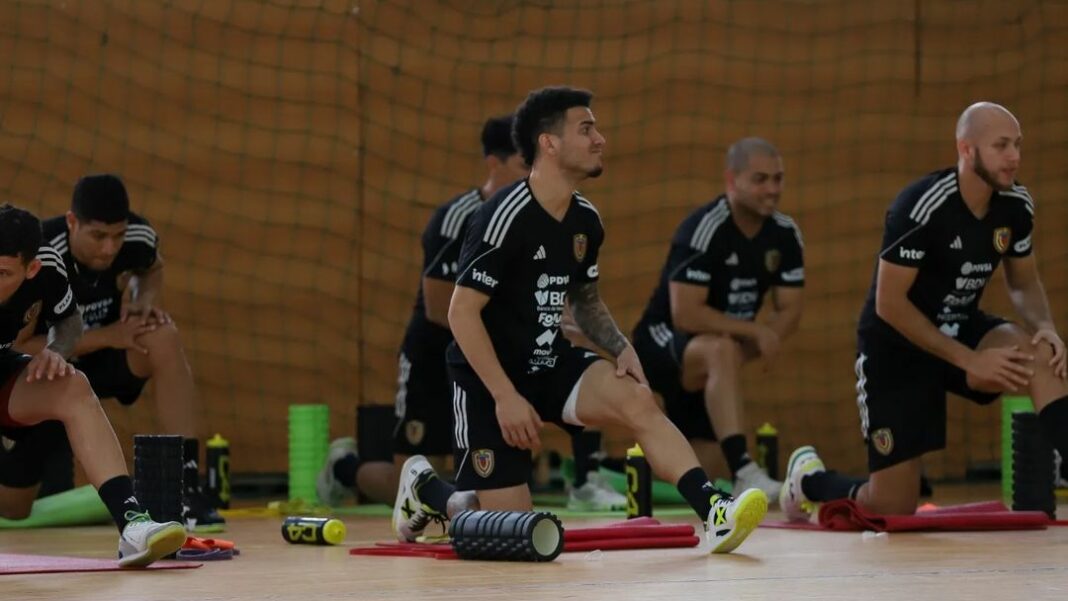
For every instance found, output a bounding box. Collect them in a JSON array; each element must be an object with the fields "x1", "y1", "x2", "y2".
[{"x1": 449, "y1": 510, "x2": 564, "y2": 562}]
